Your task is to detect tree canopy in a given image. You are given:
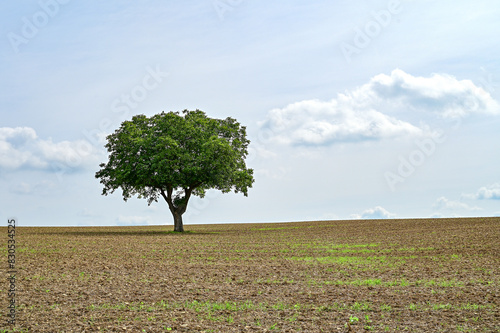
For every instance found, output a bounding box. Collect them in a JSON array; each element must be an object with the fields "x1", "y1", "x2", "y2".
[{"x1": 95, "y1": 110, "x2": 254, "y2": 231}]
